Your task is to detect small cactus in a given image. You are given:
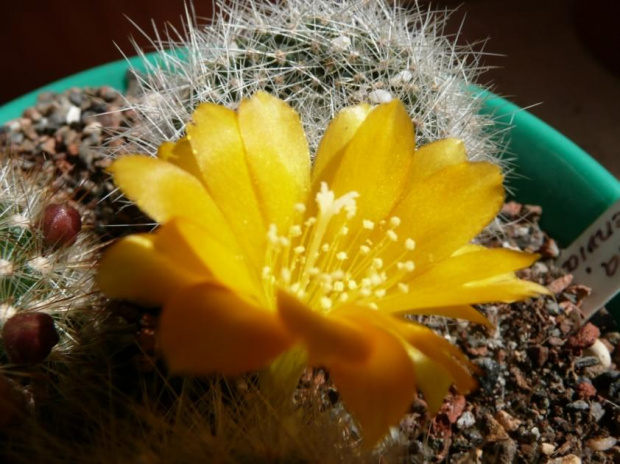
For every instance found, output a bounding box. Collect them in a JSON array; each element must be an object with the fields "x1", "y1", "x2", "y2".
[
  {"x1": 0, "y1": 157, "x2": 102, "y2": 371},
  {"x1": 113, "y1": 0, "x2": 503, "y2": 169}
]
